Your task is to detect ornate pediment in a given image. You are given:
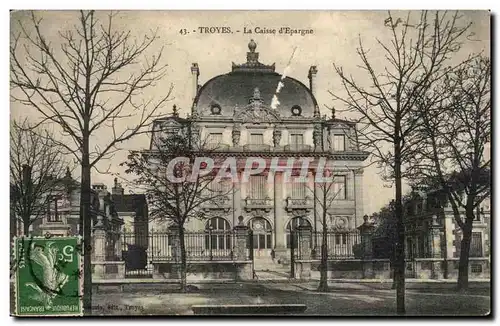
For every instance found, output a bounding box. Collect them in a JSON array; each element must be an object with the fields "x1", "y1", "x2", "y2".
[{"x1": 233, "y1": 87, "x2": 281, "y2": 124}]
